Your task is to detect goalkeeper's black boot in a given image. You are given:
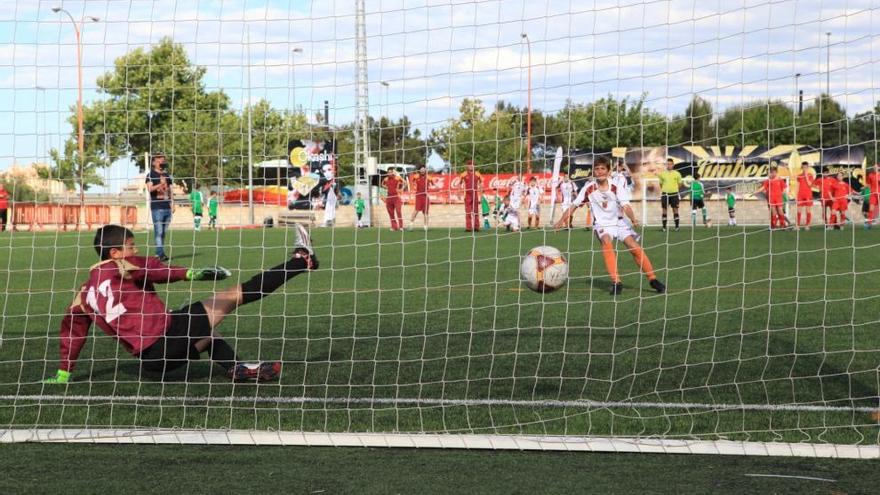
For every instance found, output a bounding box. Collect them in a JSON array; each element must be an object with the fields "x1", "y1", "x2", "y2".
[
  {"x1": 650, "y1": 279, "x2": 666, "y2": 294},
  {"x1": 610, "y1": 282, "x2": 623, "y2": 296}
]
